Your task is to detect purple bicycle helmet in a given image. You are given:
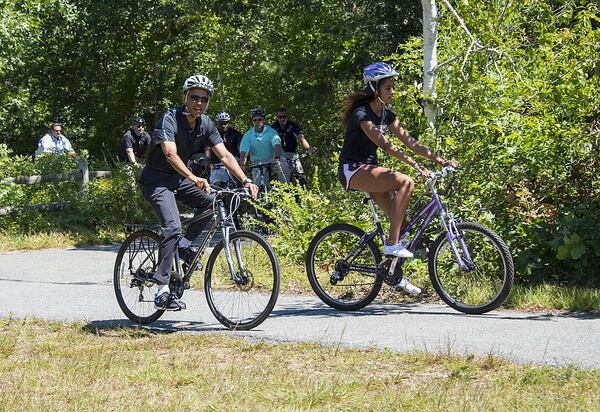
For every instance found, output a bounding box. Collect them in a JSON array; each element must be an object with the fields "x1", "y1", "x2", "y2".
[{"x1": 363, "y1": 62, "x2": 398, "y2": 92}]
